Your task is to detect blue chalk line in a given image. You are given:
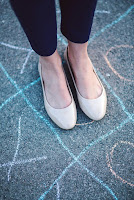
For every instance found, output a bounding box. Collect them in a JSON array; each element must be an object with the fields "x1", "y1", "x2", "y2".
[
  {"x1": 96, "y1": 70, "x2": 133, "y2": 120},
  {"x1": 0, "y1": 77, "x2": 40, "y2": 110},
  {"x1": 78, "y1": 162, "x2": 118, "y2": 200},
  {"x1": 88, "y1": 5, "x2": 134, "y2": 44},
  {"x1": 76, "y1": 117, "x2": 130, "y2": 160}
]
